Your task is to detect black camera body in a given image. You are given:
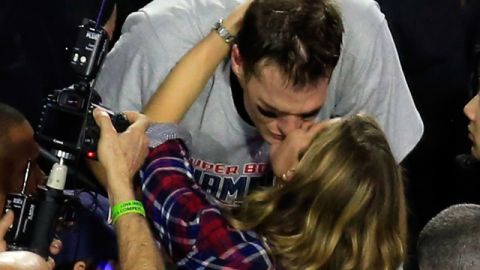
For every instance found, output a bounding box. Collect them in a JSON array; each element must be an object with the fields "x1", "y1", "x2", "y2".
[
  {"x1": 36, "y1": 19, "x2": 128, "y2": 160},
  {"x1": 4, "y1": 18, "x2": 129, "y2": 256},
  {"x1": 37, "y1": 86, "x2": 129, "y2": 160}
]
